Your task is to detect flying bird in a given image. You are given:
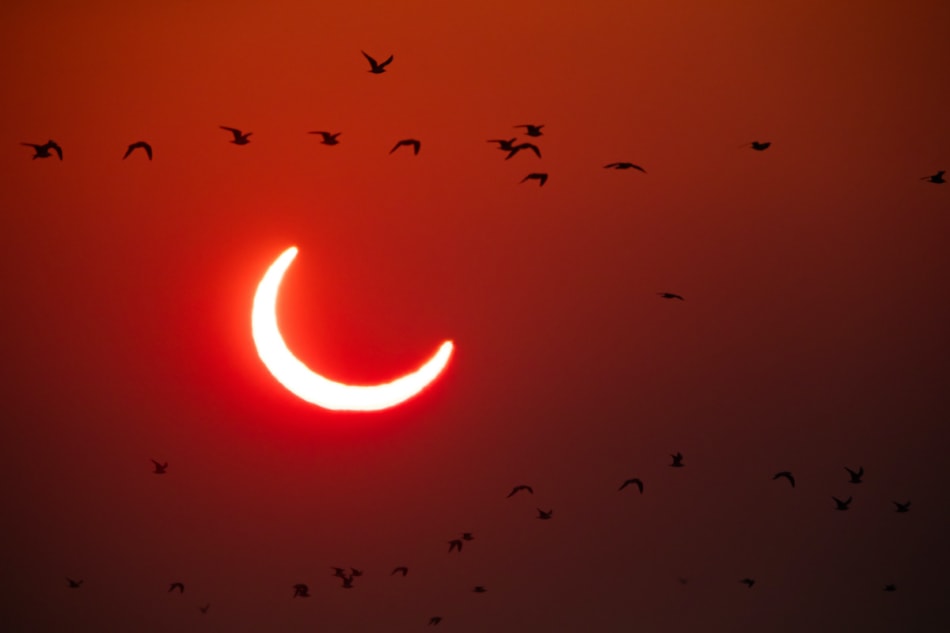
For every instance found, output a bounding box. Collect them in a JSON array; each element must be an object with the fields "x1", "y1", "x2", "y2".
[
  {"x1": 740, "y1": 578, "x2": 756, "y2": 588},
  {"x1": 390, "y1": 138, "x2": 421, "y2": 155},
  {"x1": 670, "y1": 452, "x2": 684, "y2": 467},
  {"x1": 473, "y1": 586, "x2": 487, "y2": 593},
  {"x1": 505, "y1": 142, "x2": 541, "y2": 160},
  {"x1": 618, "y1": 478, "x2": 644, "y2": 493},
  {"x1": 746, "y1": 141, "x2": 771, "y2": 151},
  {"x1": 391, "y1": 566, "x2": 409, "y2": 576},
  {"x1": 520, "y1": 172, "x2": 548, "y2": 186},
  {"x1": 537, "y1": 508, "x2": 553, "y2": 520},
  {"x1": 921, "y1": 170, "x2": 945, "y2": 184},
  {"x1": 123, "y1": 141, "x2": 152, "y2": 160},
  {"x1": 362, "y1": 50, "x2": 393, "y2": 73},
  {"x1": 604, "y1": 162, "x2": 646, "y2": 173},
  {"x1": 461, "y1": 533, "x2": 474, "y2": 541},
  {"x1": 658, "y1": 292, "x2": 685, "y2": 301},
  {"x1": 515, "y1": 124, "x2": 544, "y2": 137},
  {"x1": 199, "y1": 603, "x2": 210, "y2": 614},
  {"x1": 833, "y1": 496, "x2": 853, "y2": 511},
  {"x1": 772, "y1": 471, "x2": 795, "y2": 488},
  {"x1": 66, "y1": 577, "x2": 83, "y2": 588},
  {"x1": 151, "y1": 459, "x2": 168, "y2": 474},
  {"x1": 845, "y1": 466, "x2": 864, "y2": 483},
  {"x1": 220, "y1": 126, "x2": 251, "y2": 145},
  {"x1": 429, "y1": 617, "x2": 443, "y2": 626},
  {"x1": 507, "y1": 484, "x2": 534, "y2": 497},
  {"x1": 893, "y1": 501, "x2": 911, "y2": 513},
  {"x1": 883, "y1": 584, "x2": 897, "y2": 592},
  {"x1": 487, "y1": 138, "x2": 517, "y2": 150},
  {"x1": 309, "y1": 131, "x2": 341, "y2": 145},
  {"x1": 22, "y1": 140, "x2": 62, "y2": 160},
  {"x1": 292, "y1": 583, "x2": 310, "y2": 598},
  {"x1": 448, "y1": 539, "x2": 463, "y2": 553},
  {"x1": 169, "y1": 582, "x2": 185, "y2": 594}
]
